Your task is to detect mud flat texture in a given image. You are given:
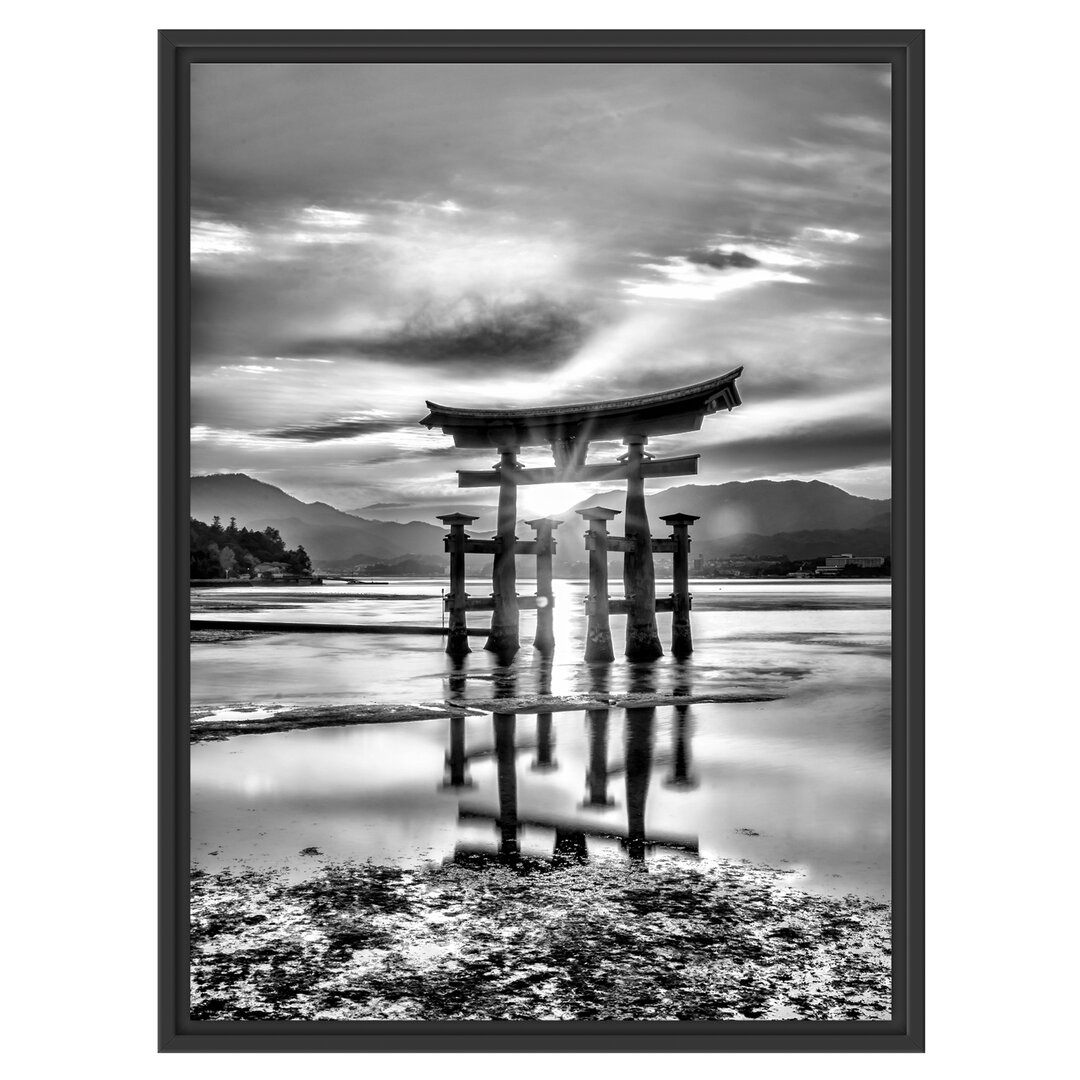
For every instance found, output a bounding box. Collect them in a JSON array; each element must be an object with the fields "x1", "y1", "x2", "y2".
[
  {"x1": 190, "y1": 859, "x2": 890, "y2": 1021},
  {"x1": 189, "y1": 691, "x2": 779, "y2": 742}
]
